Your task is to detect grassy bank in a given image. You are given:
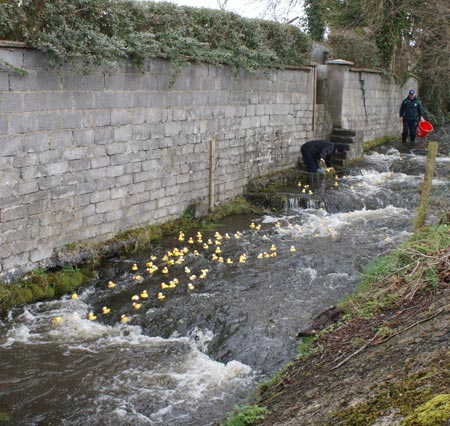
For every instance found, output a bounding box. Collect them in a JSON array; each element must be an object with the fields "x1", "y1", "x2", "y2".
[
  {"x1": 223, "y1": 223, "x2": 450, "y2": 425},
  {"x1": 0, "y1": 196, "x2": 260, "y2": 318}
]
